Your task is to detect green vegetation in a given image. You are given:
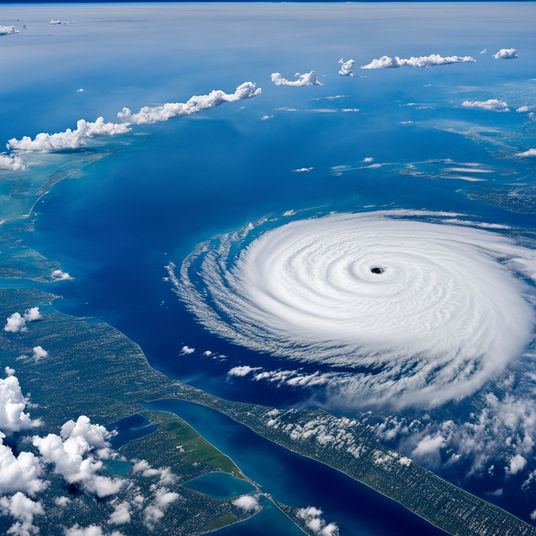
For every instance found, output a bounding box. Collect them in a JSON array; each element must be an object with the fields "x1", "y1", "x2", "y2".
[
  {"x1": 135, "y1": 409, "x2": 243, "y2": 478},
  {"x1": 0, "y1": 288, "x2": 253, "y2": 535},
  {"x1": 207, "y1": 512, "x2": 239, "y2": 531}
]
